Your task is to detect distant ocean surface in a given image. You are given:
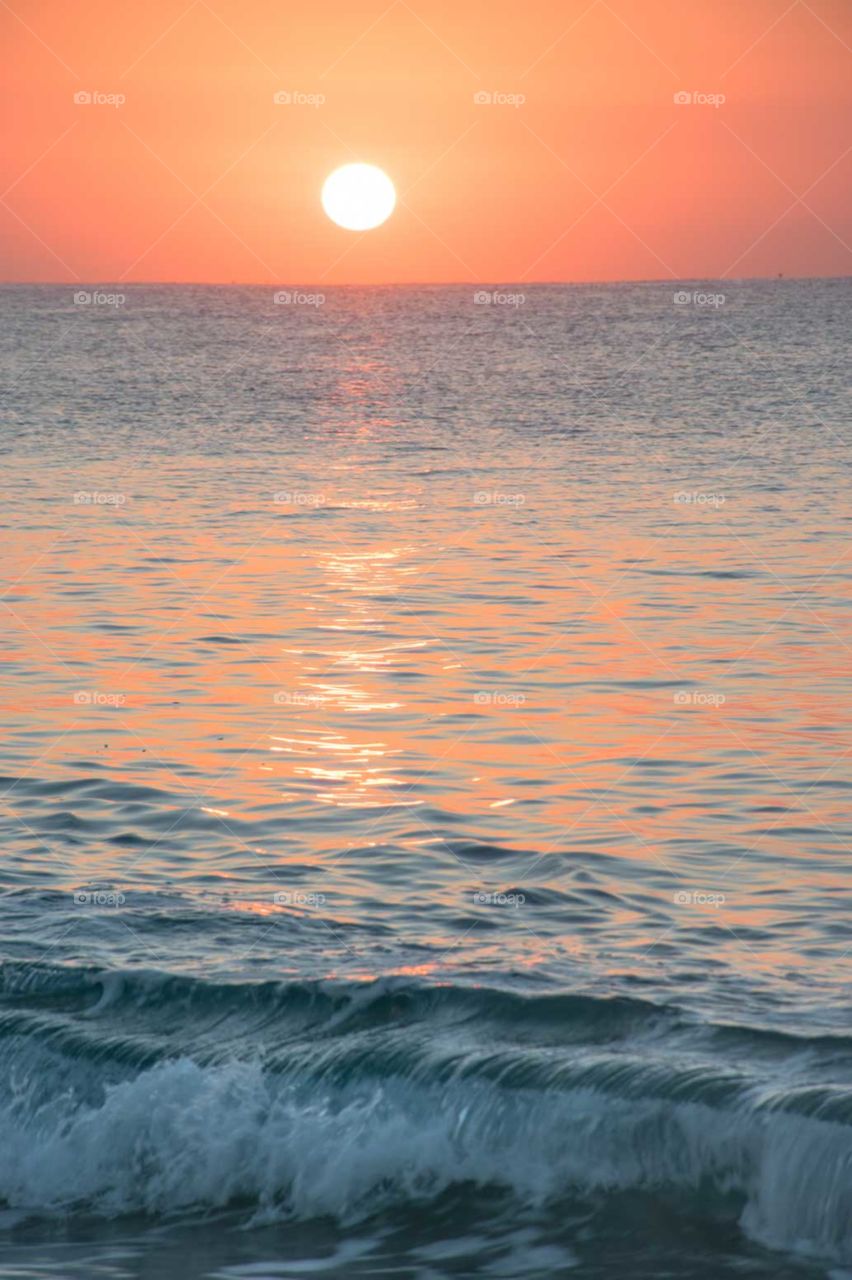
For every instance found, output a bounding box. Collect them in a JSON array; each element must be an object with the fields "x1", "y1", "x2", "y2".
[{"x1": 0, "y1": 280, "x2": 850, "y2": 1279}]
